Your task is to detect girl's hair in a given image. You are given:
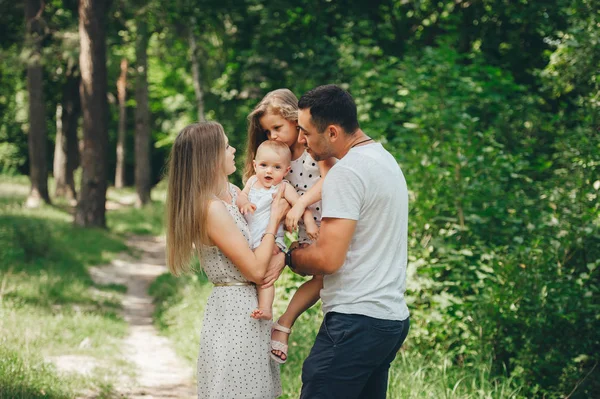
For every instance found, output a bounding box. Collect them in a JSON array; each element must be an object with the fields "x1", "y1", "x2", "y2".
[
  {"x1": 244, "y1": 88, "x2": 298, "y2": 182},
  {"x1": 165, "y1": 122, "x2": 227, "y2": 276}
]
